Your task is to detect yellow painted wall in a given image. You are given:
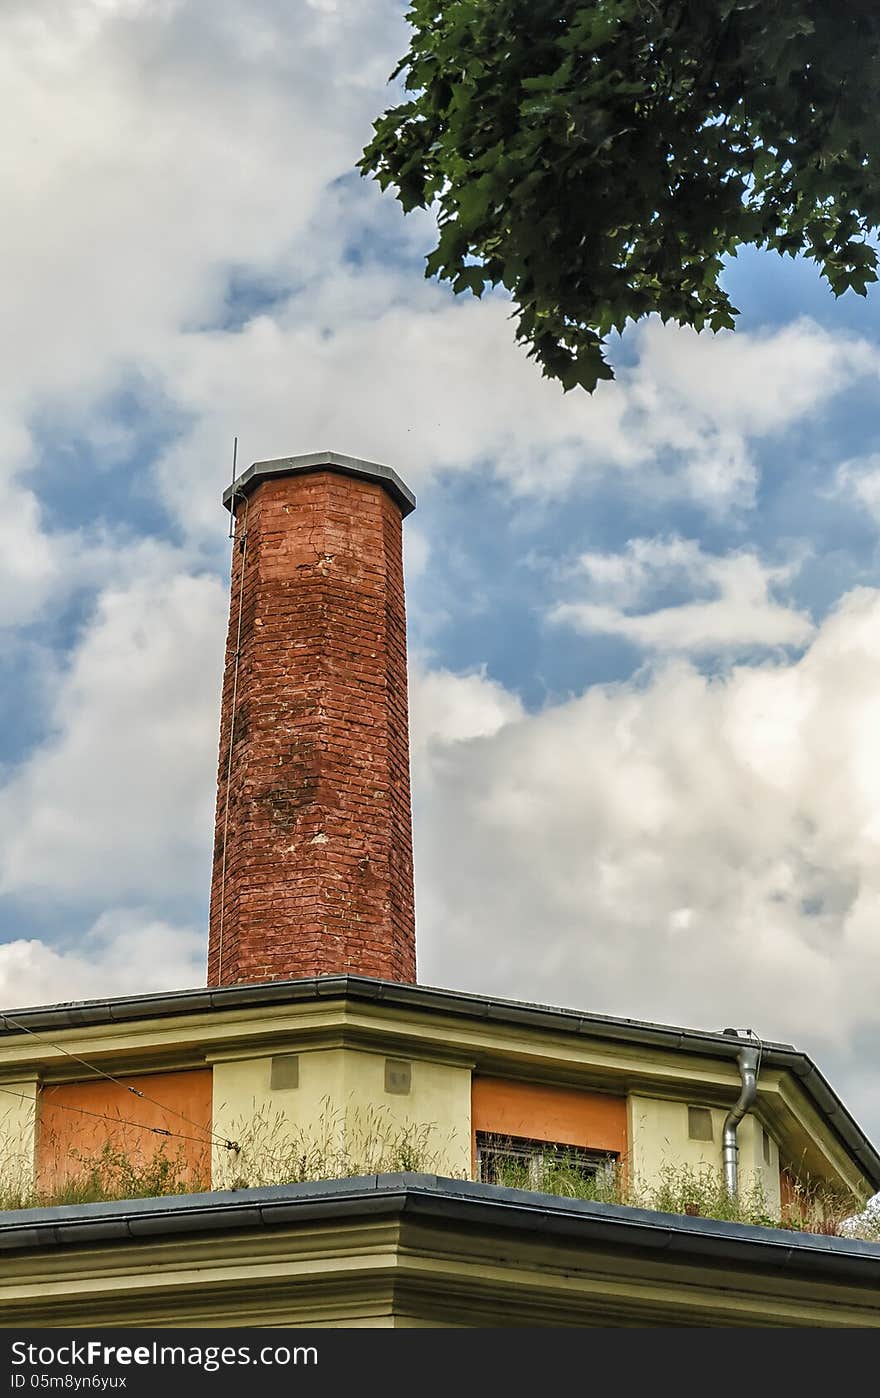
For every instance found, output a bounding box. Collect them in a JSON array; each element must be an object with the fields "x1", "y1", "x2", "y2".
[
  {"x1": 0, "y1": 1076, "x2": 38, "y2": 1199},
  {"x1": 211, "y1": 1047, "x2": 471, "y2": 1187},
  {"x1": 627, "y1": 1094, "x2": 781, "y2": 1213},
  {"x1": 736, "y1": 1114, "x2": 781, "y2": 1210},
  {"x1": 340, "y1": 1048, "x2": 471, "y2": 1178}
]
